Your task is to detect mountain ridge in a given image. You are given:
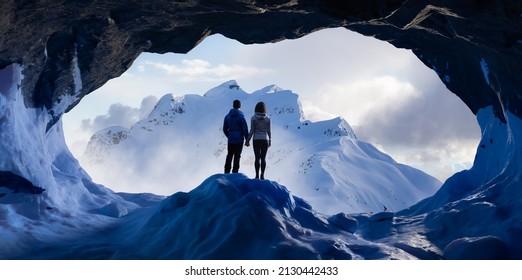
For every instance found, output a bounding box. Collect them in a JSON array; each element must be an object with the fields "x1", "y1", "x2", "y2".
[{"x1": 82, "y1": 80, "x2": 441, "y2": 214}]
